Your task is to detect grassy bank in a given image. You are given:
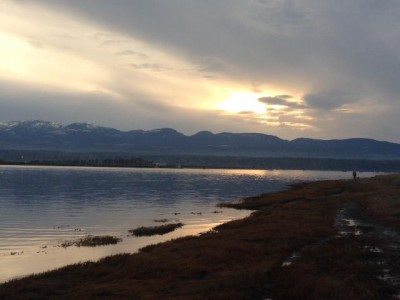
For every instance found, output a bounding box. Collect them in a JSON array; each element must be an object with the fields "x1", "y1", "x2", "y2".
[{"x1": 1, "y1": 175, "x2": 400, "y2": 299}]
